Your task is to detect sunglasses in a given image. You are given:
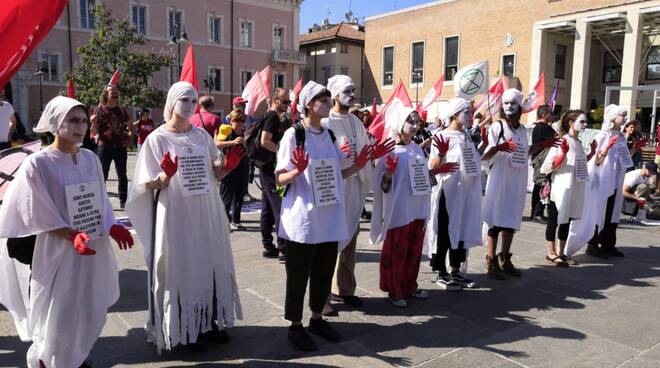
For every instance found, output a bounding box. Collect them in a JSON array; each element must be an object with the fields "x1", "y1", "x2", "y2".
[{"x1": 277, "y1": 98, "x2": 292, "y2": 105}]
